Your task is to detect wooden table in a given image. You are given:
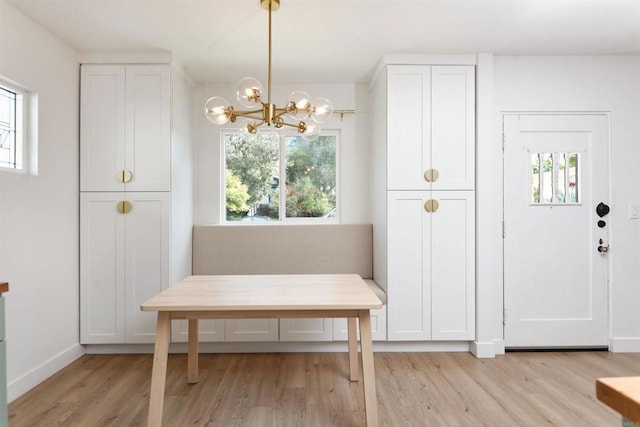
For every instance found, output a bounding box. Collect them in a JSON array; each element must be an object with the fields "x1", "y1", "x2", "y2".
[
  {"x1": 141, "y1": 274, "x2": 383, "y2": 426},
  {"x1": 597, "y1": 377, "x2": 640, "y2": 425}
]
